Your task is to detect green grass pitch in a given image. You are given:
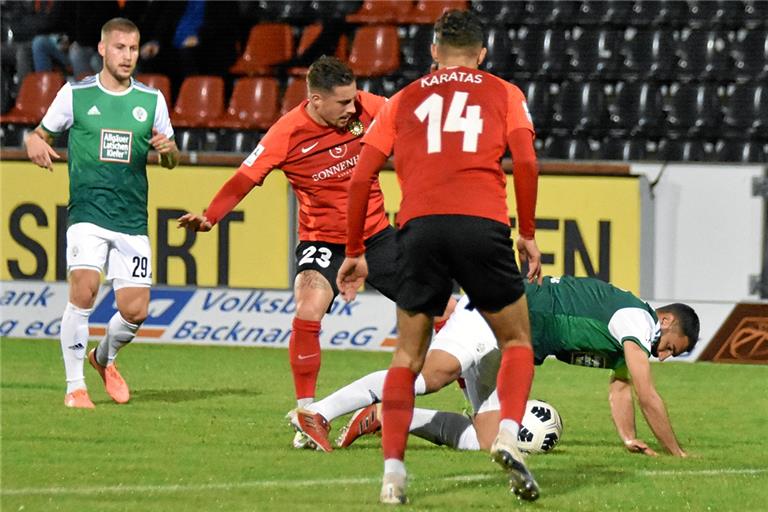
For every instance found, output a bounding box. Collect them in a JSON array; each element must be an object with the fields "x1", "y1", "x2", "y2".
[{"x1": 2, "y1": 337, "x2": 767, "y2": 511}]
